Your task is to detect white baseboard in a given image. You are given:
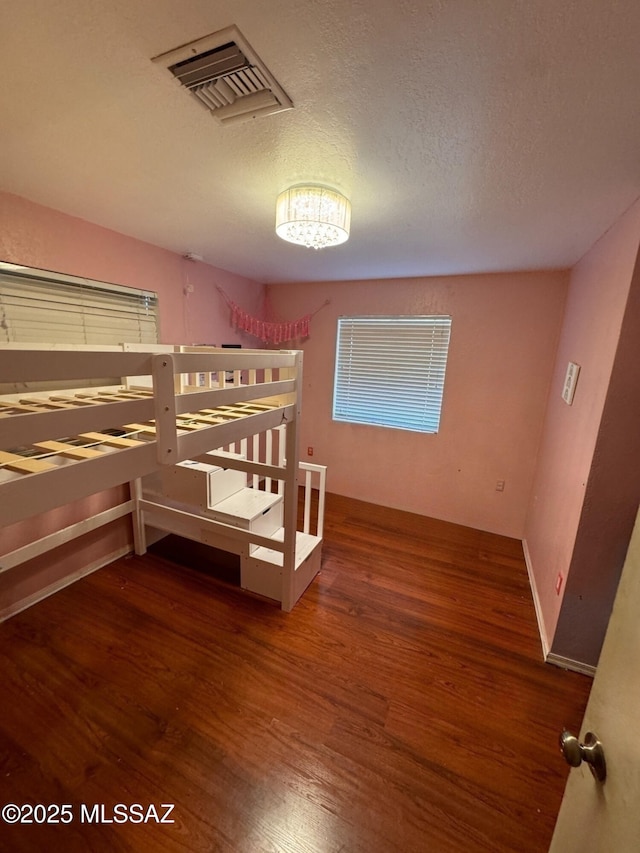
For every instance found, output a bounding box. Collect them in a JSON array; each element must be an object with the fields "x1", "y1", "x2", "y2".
[
  {"x1": 0, "y1": 545, "x2": 130, "y2": 622},
  {"x1": 545, "y1": 652, "x2": 596, "y2": 677},
  {"x1": 522, "y1": 538, "x2": 596, "y2": 678},
  {"x1": 522, "y1": 538, "x2": 550, "y2": 660}
]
